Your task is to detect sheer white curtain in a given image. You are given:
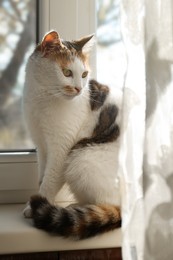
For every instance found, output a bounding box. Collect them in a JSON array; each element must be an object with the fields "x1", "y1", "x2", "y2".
[
  {"x1": 119, "y1": 0, "x2": 173, "y2": 259},
  {"x1": 144, "y1": 0, "x2": 173, "y2": 259}
]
